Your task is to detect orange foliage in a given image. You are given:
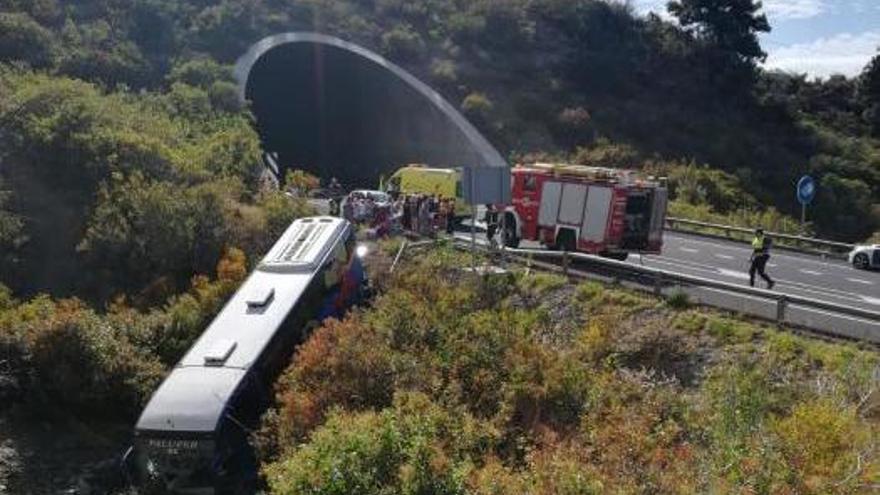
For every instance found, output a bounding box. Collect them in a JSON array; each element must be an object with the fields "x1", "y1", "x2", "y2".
[
  {"x1": 216, "y1": 246, "x2": 247, "y2": 283},
  {"x1": 274, "y1": 316, "x2": 395, "y2": 445}
]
